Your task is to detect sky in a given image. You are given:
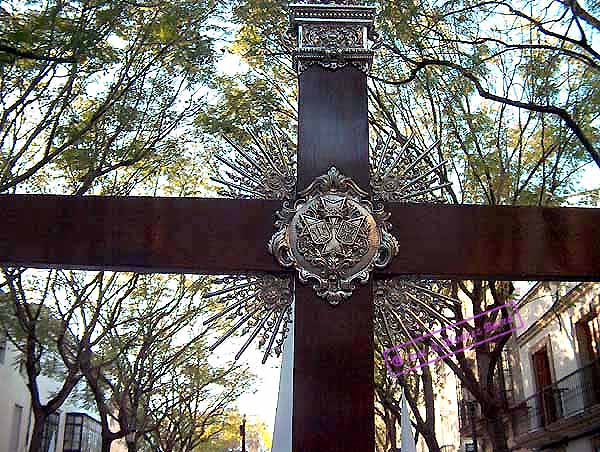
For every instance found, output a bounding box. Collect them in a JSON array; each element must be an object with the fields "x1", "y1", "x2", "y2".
[{"x1": 207, "y1": 326, "x2": 283, "y2": 434}]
